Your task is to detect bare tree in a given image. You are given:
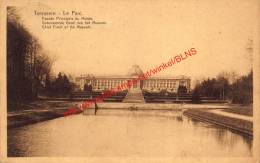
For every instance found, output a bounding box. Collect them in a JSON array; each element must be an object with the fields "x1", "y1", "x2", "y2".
[
  {"x1": 217, "y1": 71, "x2": 239, "y2": 84},
  {"x1": 33, "y1": 49, "x2": 55, "y2": 96},
  {"x1": 7, "y1": 6, "x2": 55, "y2": 104}
]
